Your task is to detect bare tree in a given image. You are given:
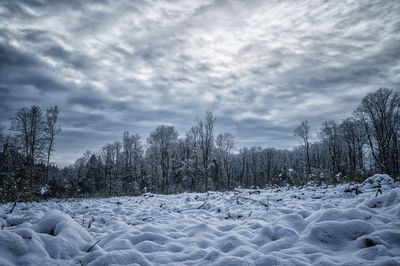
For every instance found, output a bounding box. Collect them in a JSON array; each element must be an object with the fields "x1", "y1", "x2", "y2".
[
  {"x1": 45, "y1": 105, "x2": 61, "y2": 184},
  {"x1": 340, "y1": 118, "x2": 365, "y2": 175},
  {"x1": 147, "y1": 125, "x2": 178, "y2": 192},
  {"x1": 74, "y1": 150, "x2": 91, "y2": 196},
  {"x1": 355, "y1": 88, "x2": 400, "y2": 175},
  {"x1": 264, "y1": 148, "x2": 275, "y2": 185},
  {"x1": 102, "y1": 143, "x2": 114, "y2": 196},
  {"x1": 320, "y1": 120, "x2": 342, "y2": 175},
  {"x1": 294, "y1": 120, "x2": 311, "y2": 182},
  {"x1": 12, "y1": 105, "x2": 46, "y2": 193},
  {"x1": 216, "y1": 132, "x2": 235, "y2": 189},
  {"x1": 186, "y1": 126, "x2": 201, "y2": 190},
  {"x1": 198, "y1": 111, "x2": 216, "y2": 191},
  {"x1": 122, "y1": 131, "x2": 143, "y2": 193}
]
